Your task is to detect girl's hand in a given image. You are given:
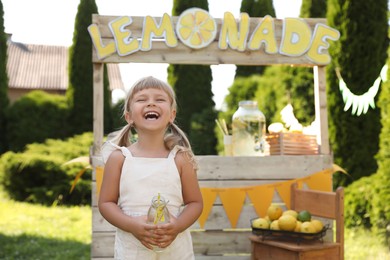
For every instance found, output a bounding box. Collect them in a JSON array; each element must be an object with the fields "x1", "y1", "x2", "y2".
[
  {"x1": 154, "y1": 216, "x2": 180, "y2": 248},
  {"x1": 129, "y1": 216, "x2": 159, "y2": 250}
]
